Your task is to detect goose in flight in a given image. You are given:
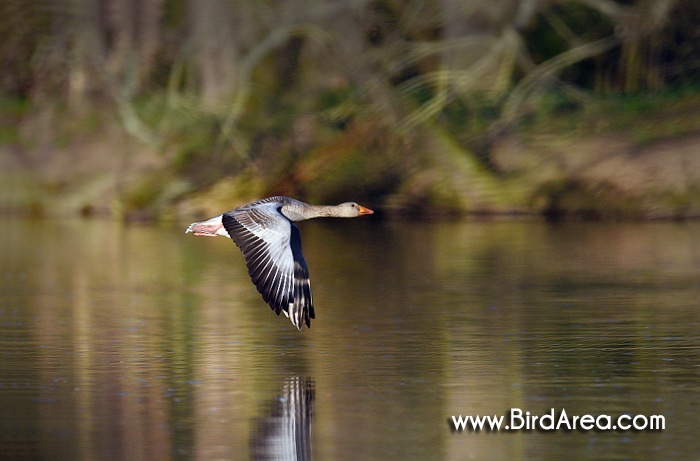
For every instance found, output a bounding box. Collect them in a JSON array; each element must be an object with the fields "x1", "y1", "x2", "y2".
[{"x1": 186, "y1": 196, "x2": 374, "y2": 329}]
